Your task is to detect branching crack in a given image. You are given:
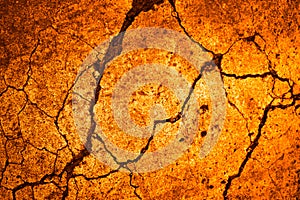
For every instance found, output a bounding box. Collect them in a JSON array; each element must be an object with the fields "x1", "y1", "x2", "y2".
[
  {"x1": 223, "y1": 89, "x2": 299, "y2": 199},
  {"x1": 4, "y1": 0, "x2": 298, "y2": 199},
  {"x1": 167, "y1": 1, "x2": 298, "y2": 199}
]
